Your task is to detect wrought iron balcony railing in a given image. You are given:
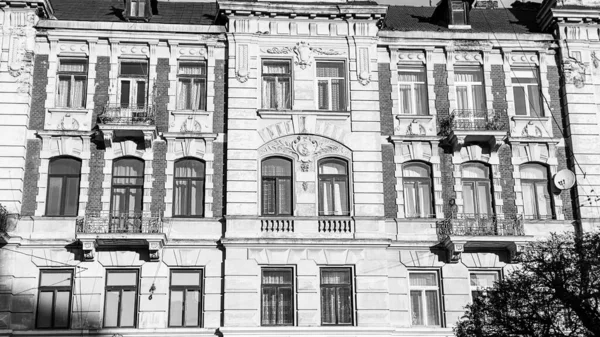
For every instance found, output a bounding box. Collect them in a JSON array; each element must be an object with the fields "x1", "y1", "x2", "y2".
[
  {"x1": 76, "y1": 211, "x2": 162, "y2": 234},
  {"x1": 437, "y1": 213, "x2": 524, "y2": 240},
  {"x1": 439, "y1": 109, "x2": 507, "y2": 135},
  {"x1": 99, "y1": 104, "x2": 156, "y2": 125}
]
